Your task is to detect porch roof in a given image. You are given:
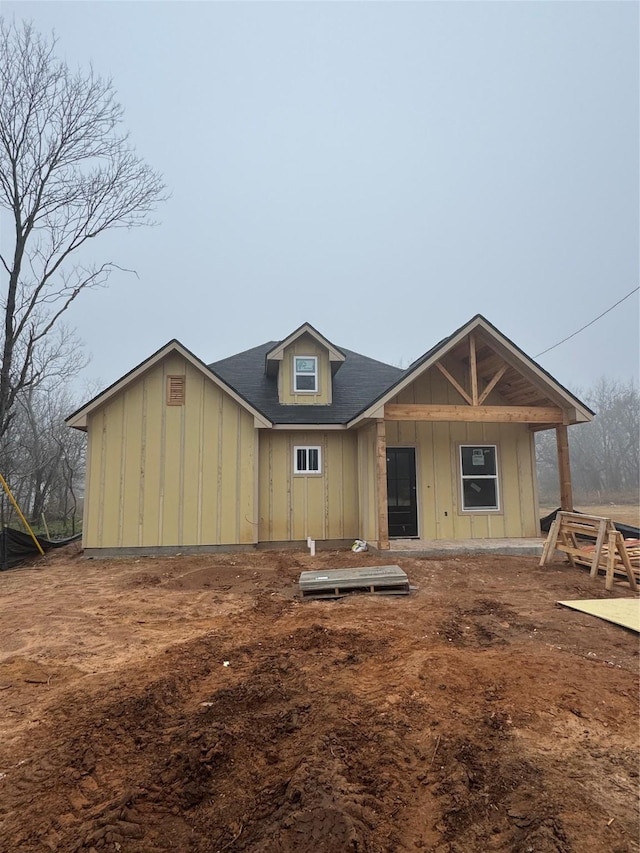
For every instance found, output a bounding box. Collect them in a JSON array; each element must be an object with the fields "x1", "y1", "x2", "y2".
[{"x1": 348, "y1": 314, "x2": 594, "y2": 427}]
